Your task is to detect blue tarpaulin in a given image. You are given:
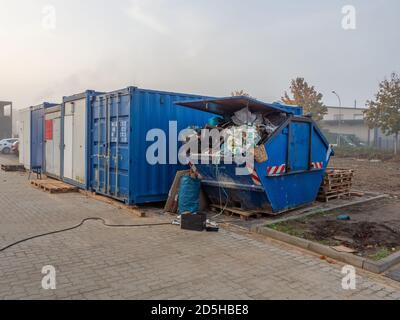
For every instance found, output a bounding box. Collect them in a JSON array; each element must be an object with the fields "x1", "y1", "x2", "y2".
[{"x1": 178, "y1": 176, "x2": 201, "y2": 214}]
